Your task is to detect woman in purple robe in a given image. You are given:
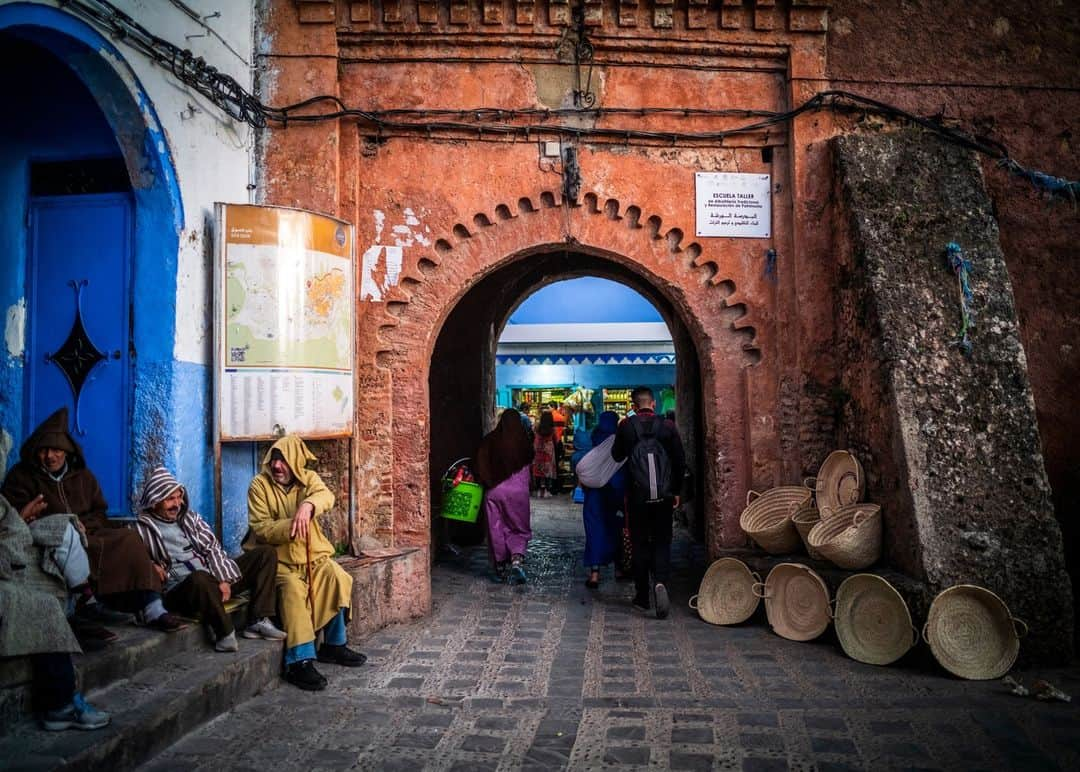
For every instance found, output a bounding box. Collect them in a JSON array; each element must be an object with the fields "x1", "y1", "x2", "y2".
[{"x1": 475, "y1": 409, "x2": 535, "y2": 584}]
